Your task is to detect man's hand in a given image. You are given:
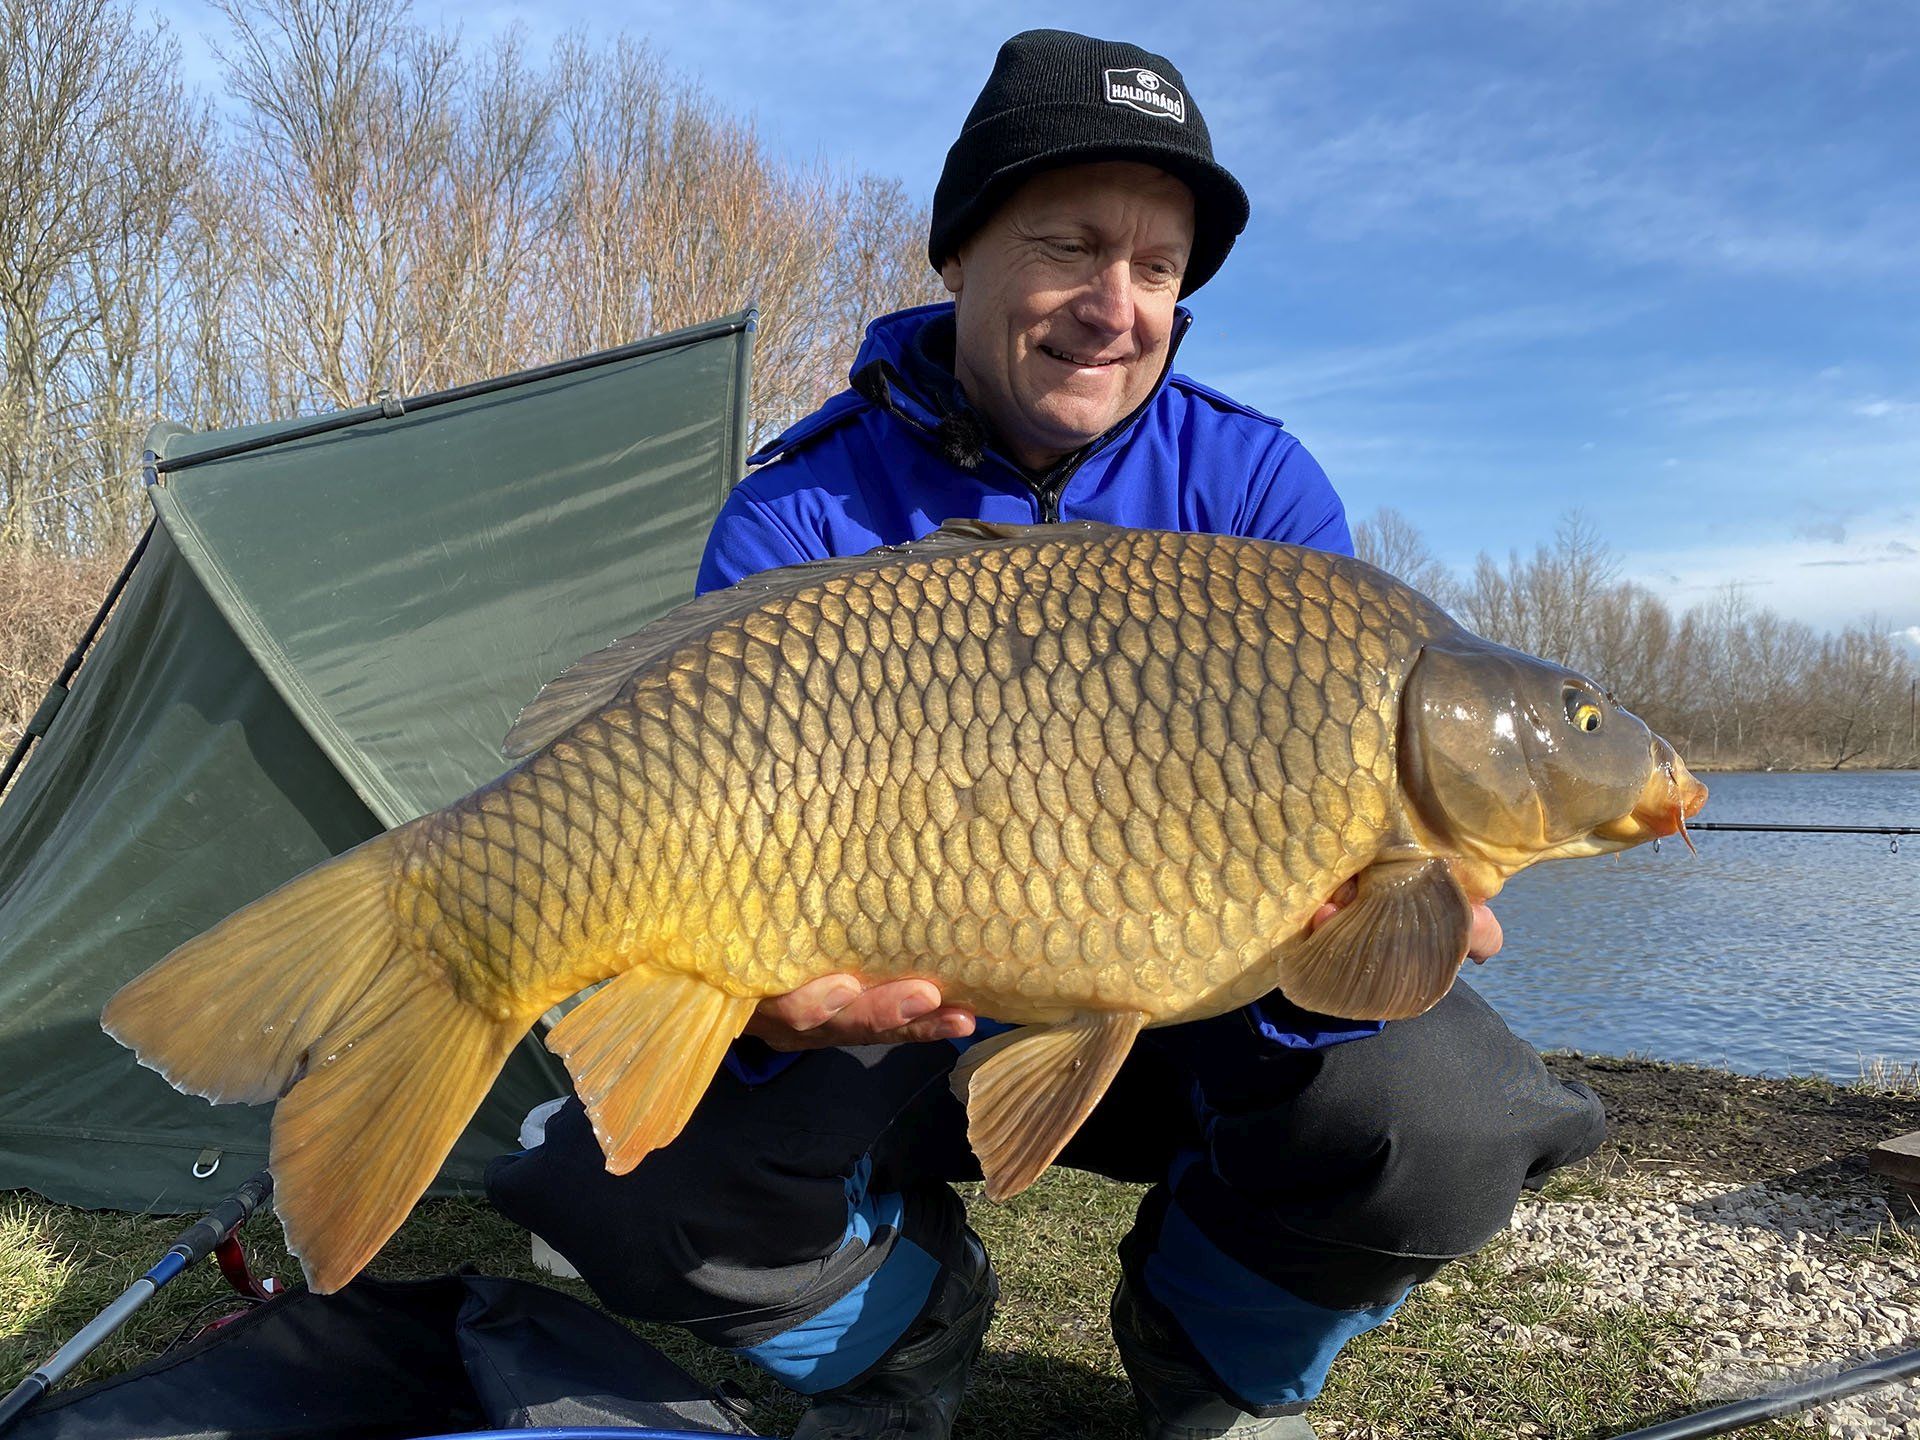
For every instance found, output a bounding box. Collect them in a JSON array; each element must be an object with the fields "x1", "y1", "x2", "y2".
[
  {"x1": 1307, "y1": 879, "x2": 1504, "y2": 963},
  {"x1": 745, "y1": 976, "x2": 977, "y2": 1051}
]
